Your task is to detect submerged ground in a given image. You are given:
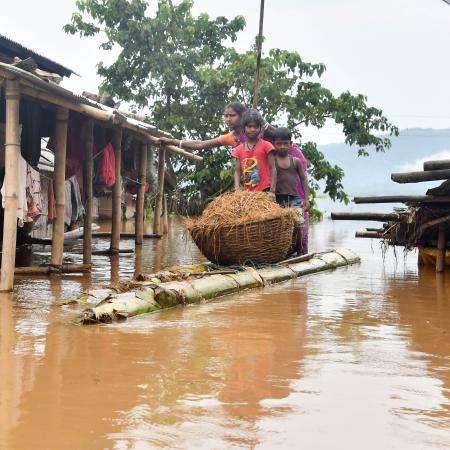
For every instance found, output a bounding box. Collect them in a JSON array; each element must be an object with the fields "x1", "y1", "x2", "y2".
[{"x1": 0, "y1": 207, "x2": 449, "y2": 449}]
